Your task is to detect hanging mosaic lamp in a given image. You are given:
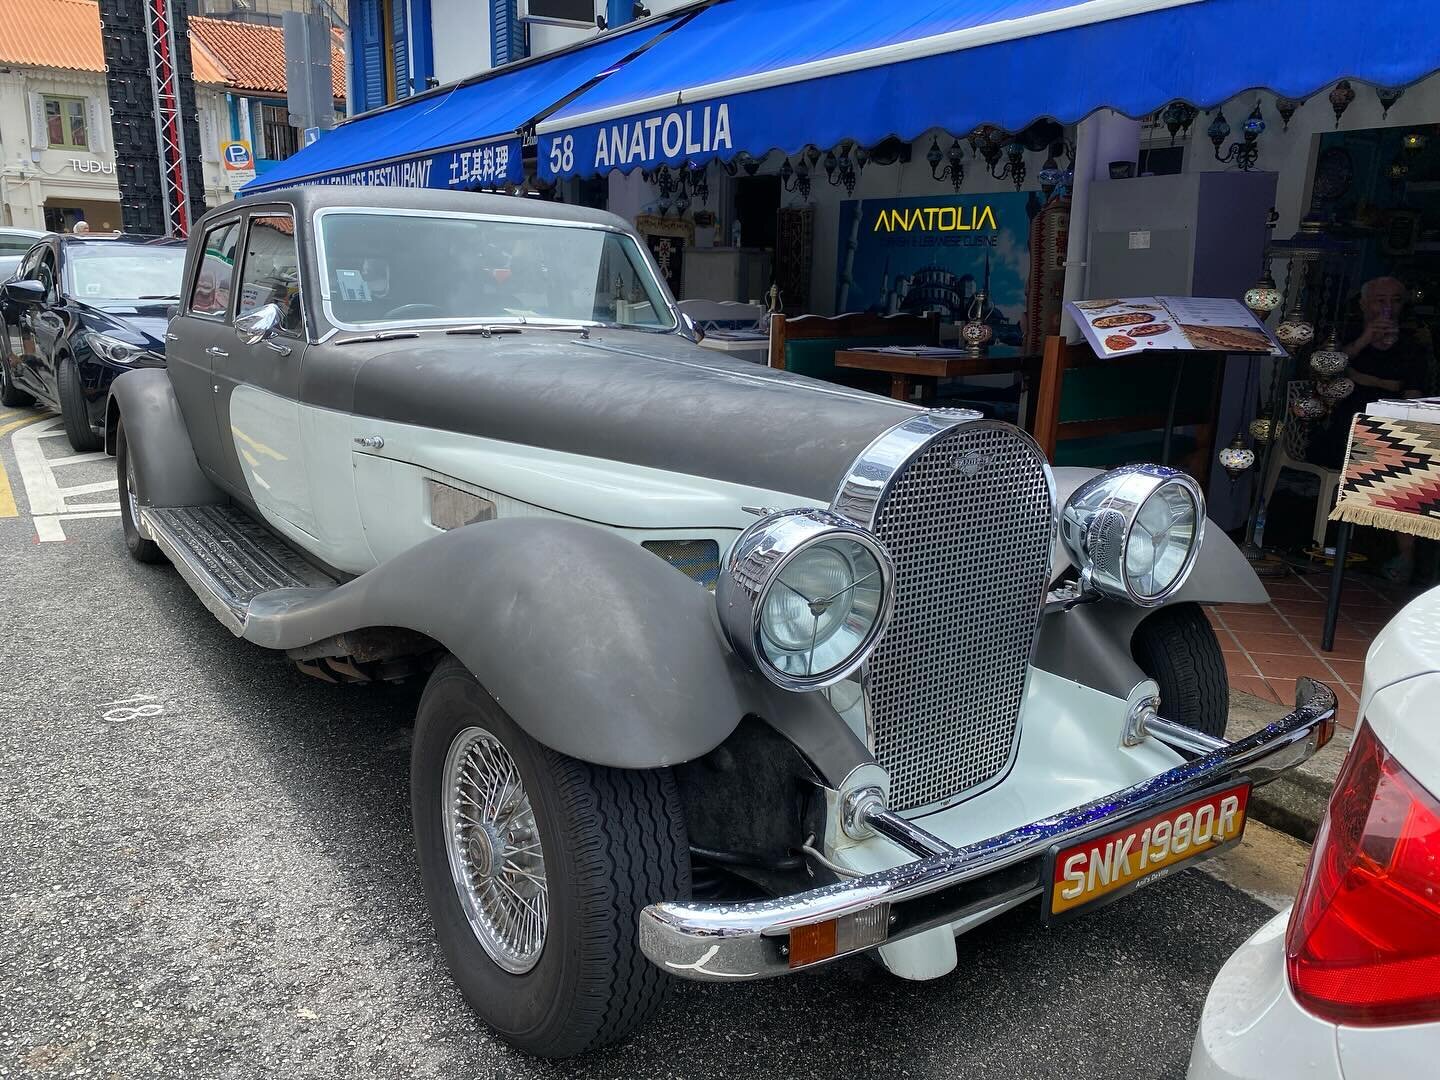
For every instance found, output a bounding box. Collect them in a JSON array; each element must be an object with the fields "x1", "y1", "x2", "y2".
[
  {"x1": 1161, "y1": 101, "x2": 1198, "y2": 144},
  {"x1": 1244, "y1": 272, "x2": 1283, "y2": 314},
  {"x1": 1310, "y1": 333, "x2": 1349, "y2": 376},
  {"x1": 1320, "y1": 376, "x2": 1356, "y2": 402},
  {"x1": 1275, "y1": 313, "x2": 1316, "y2": 350},
  {"x1": 1219, "y1": 434, "x2": 1257, "y2": 480},
  {"x1": 1276, "y1": 98, "x2": 1301, "y2": 130},
  {"x1": 1243, "y1": 102, "x2": 1266, "y2": 138},
  {"x1": 1328, "y1": 80, "x2": 1356, "y2": 127},
  {"x1": 1248, "y1": 417, "x2": 1274, "y2": 444},
  {"x1": 1293, "y1": 393, "x2": 1326, "y2": 420},
  {"x1": 1207, "y1": 109, "x2": 1231, "y2": 150},
  {"x1": 1376, "y1": 86, "x2": 1405, "y2": 118}
]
